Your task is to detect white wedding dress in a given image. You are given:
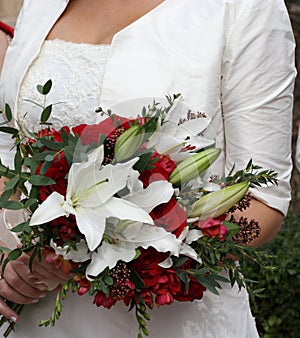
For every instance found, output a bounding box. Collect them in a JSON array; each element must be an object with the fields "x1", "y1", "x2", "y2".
[{"x1": 1, "y1": 39, "x2": 259, "y2": 338}]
